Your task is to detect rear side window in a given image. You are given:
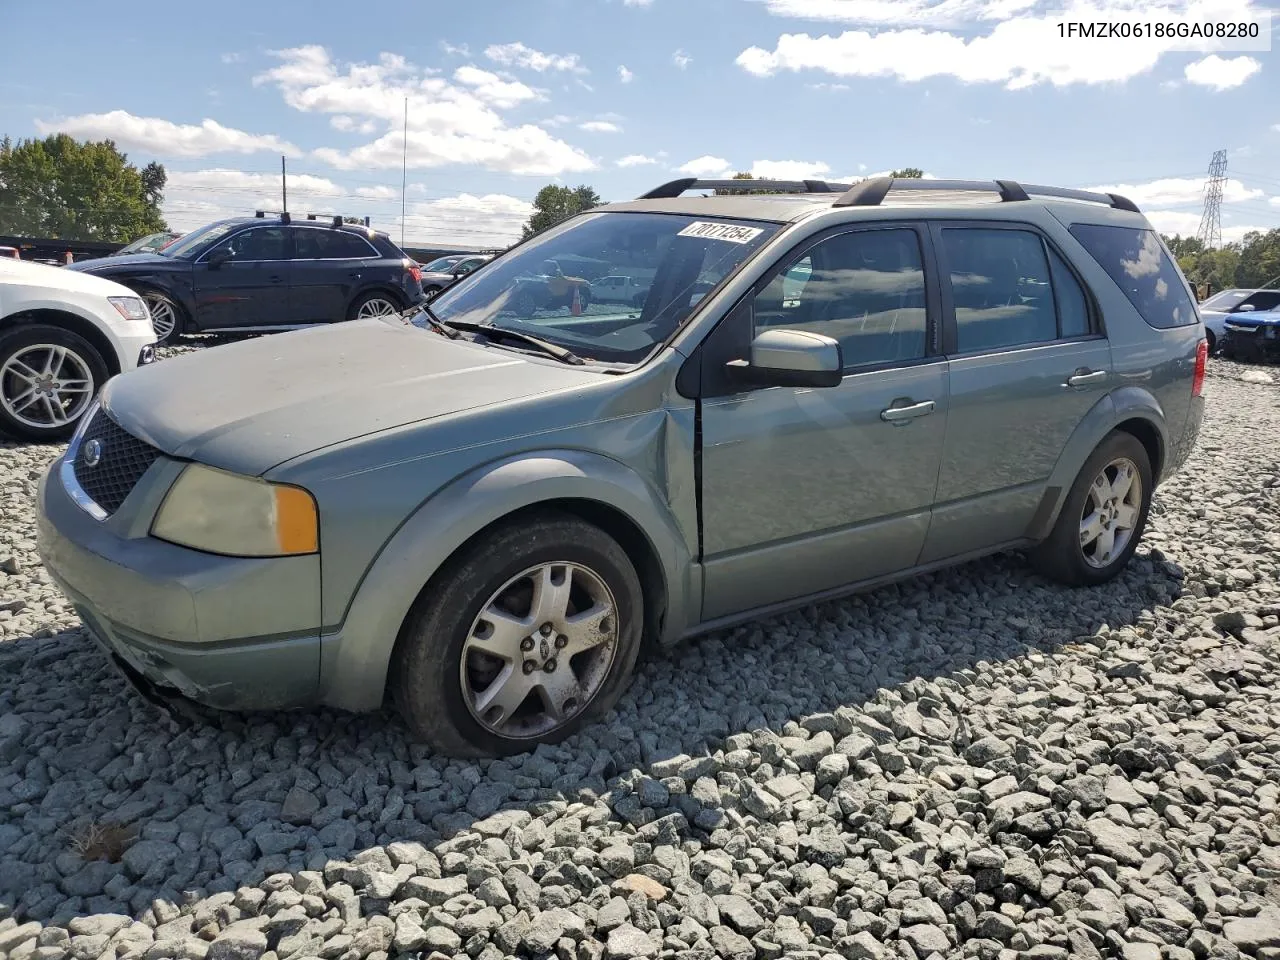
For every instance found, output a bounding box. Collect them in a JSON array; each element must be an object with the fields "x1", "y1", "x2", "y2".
[
  {"x1": 1068, "y1": 224, "x2": 1197, "y2": 329},
  {"x1": 294, "y1": 228, "x2": 377, "y2": 260},
  {"x1": 941, "y1": 228, "x2": 1057, "y2": 353}
]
